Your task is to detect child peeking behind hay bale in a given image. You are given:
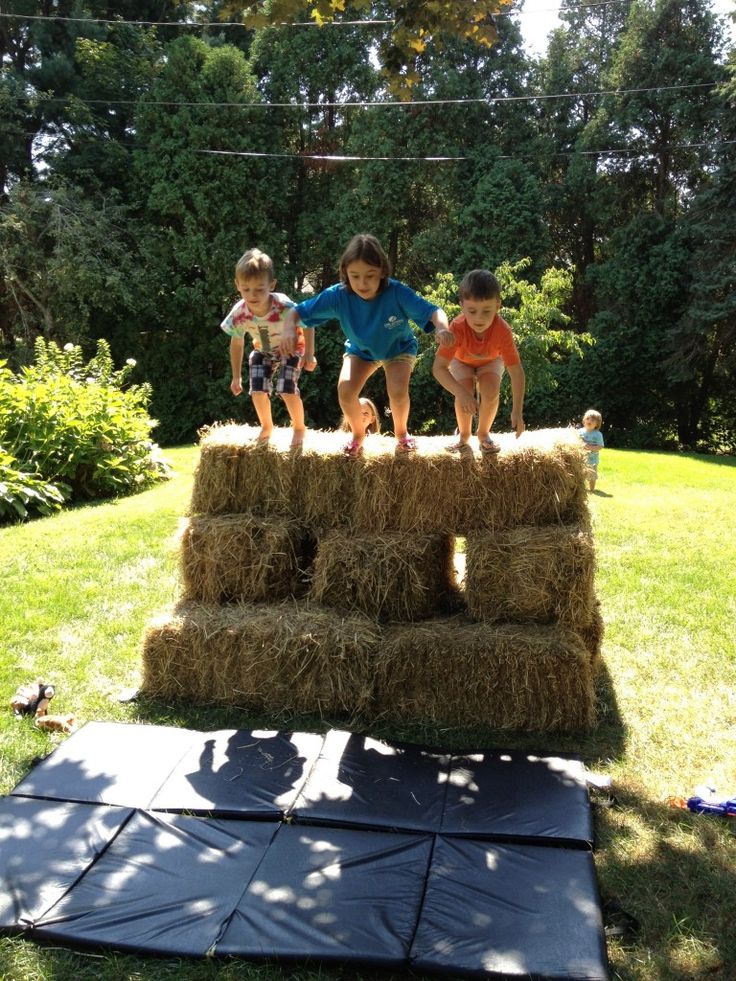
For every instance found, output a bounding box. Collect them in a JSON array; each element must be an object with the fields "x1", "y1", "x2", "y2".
[{"x1": 340, "y1": 397, "x2": 381, "y2": 435}]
